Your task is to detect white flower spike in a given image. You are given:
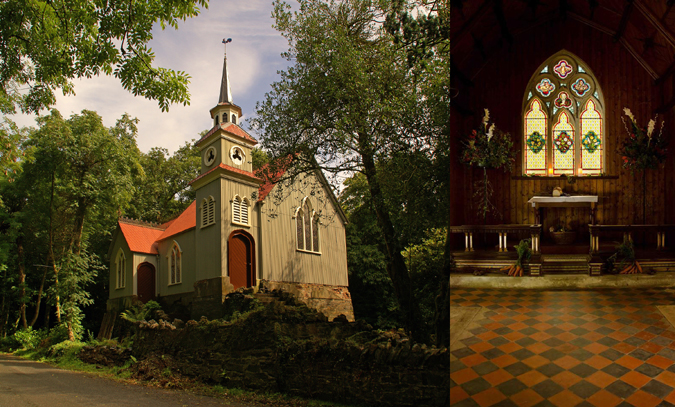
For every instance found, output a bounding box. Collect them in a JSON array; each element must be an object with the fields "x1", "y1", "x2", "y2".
[
  {"x1": 623, "y1": 108, "x2": 635, "y2": 122},
  {"x1": 487, "y1": 124, "x2": 495, "y2": 141},
  {"x1": 483, "y1": 108, "x2": 490, "y2": 125},
  {"x1": 648, "y1": 119, "x2": 655, "y2": 138}
]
